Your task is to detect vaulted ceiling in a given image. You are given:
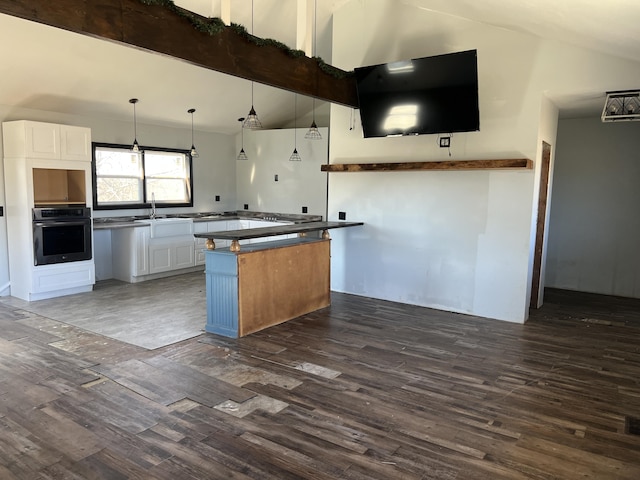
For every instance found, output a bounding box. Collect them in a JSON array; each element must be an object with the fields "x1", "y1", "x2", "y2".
[{"x1": 0, "y1": 0, "x2": 638, "y2": 134}]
